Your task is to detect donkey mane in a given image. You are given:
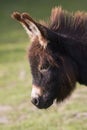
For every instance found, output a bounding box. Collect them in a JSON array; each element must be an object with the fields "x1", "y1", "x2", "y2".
[{"x1": 44, "y1": 7, "x2": 87, "y2": 44}]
